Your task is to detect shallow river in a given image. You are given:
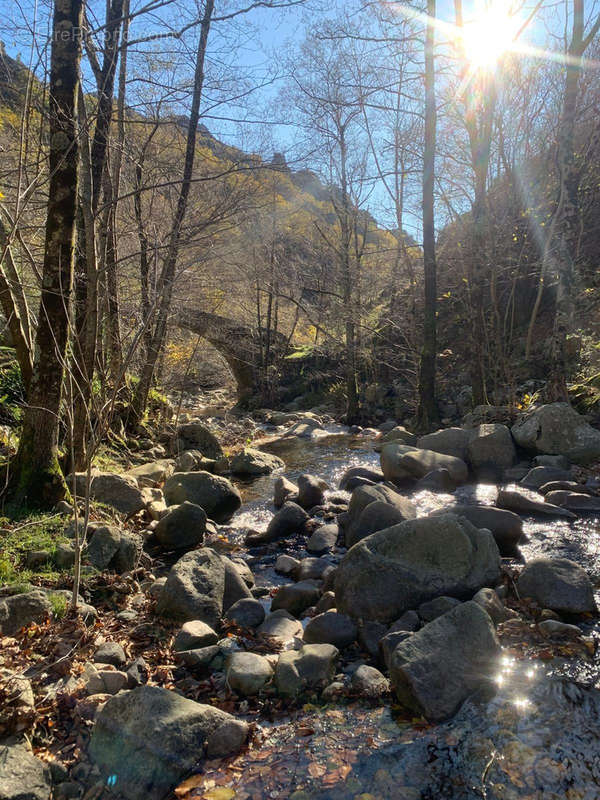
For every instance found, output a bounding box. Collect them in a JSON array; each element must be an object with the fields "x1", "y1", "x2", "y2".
[{"x1": 200, "y1": 429, "x2": 600, "y2": 800}]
